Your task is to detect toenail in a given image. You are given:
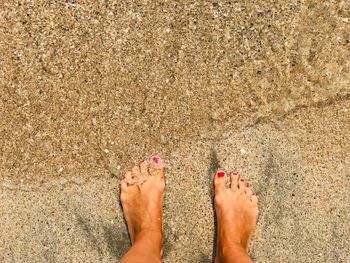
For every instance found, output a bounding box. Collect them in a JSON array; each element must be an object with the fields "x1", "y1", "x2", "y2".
[
  {"x1": 152, "y1": 155, "x2": 161, "y2": 164},
  {"x1": 140, "y1": 160, "x2": 146, "y2": 163},
  {"x1": 231, "y1": 172, "x2": 239, "y2": 176},
  {"x1": 246, "y1": 183, "x2": 250, "y2": 187},
  {"x1": 217, "y1": 171, "x2": 225, "y2": 178},
  {"x1": 240, "y1": 178, "x2": 245, "y2": 182}
]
